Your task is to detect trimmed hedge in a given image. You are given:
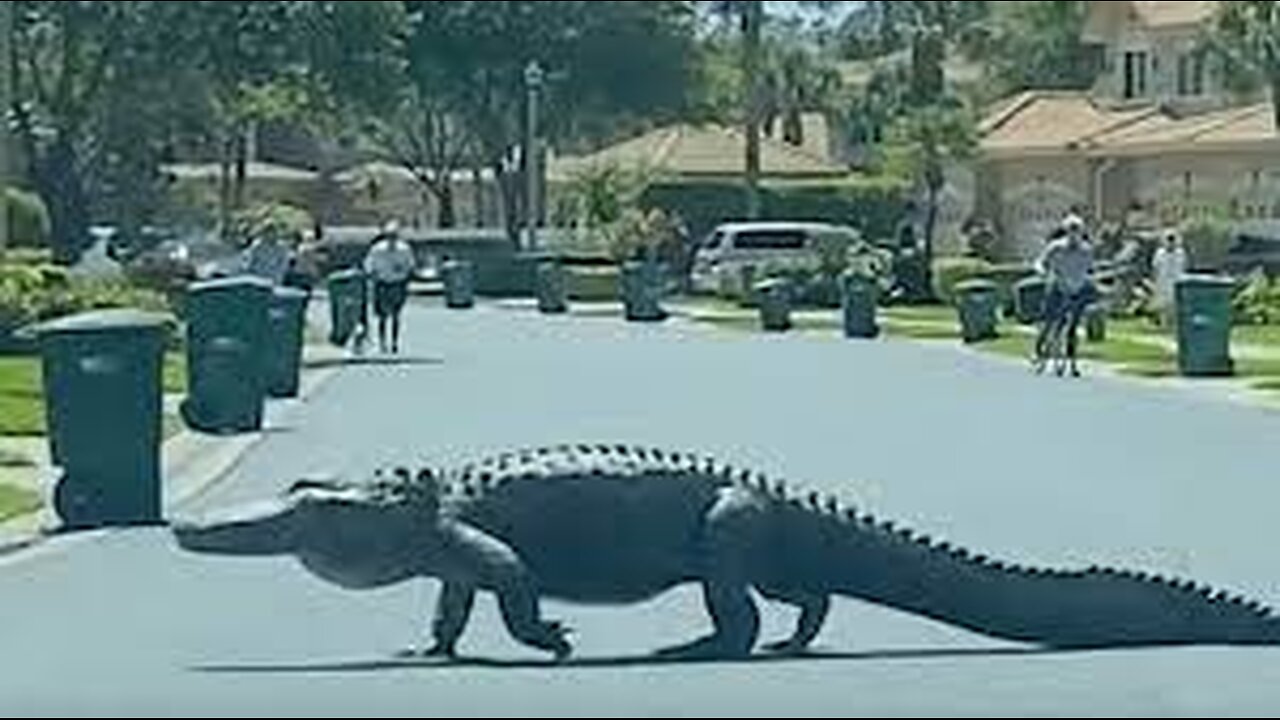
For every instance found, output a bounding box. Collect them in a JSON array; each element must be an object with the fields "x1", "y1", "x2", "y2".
[
  {"x1": 567, "y1": 265, "x2": 621, "y2": 301},
  {"x1": 4, "y1": 188, "x2": 51, "y2": 248},
  {"x1": 932, "y1": 257, "x2": 994, "y2": 305},
  {"x1": 641, "y1": 176, "x2": 908, "y2": 241},
  {"x1": 0, "y1": 264, "x2": 169, "y2": 353}
]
